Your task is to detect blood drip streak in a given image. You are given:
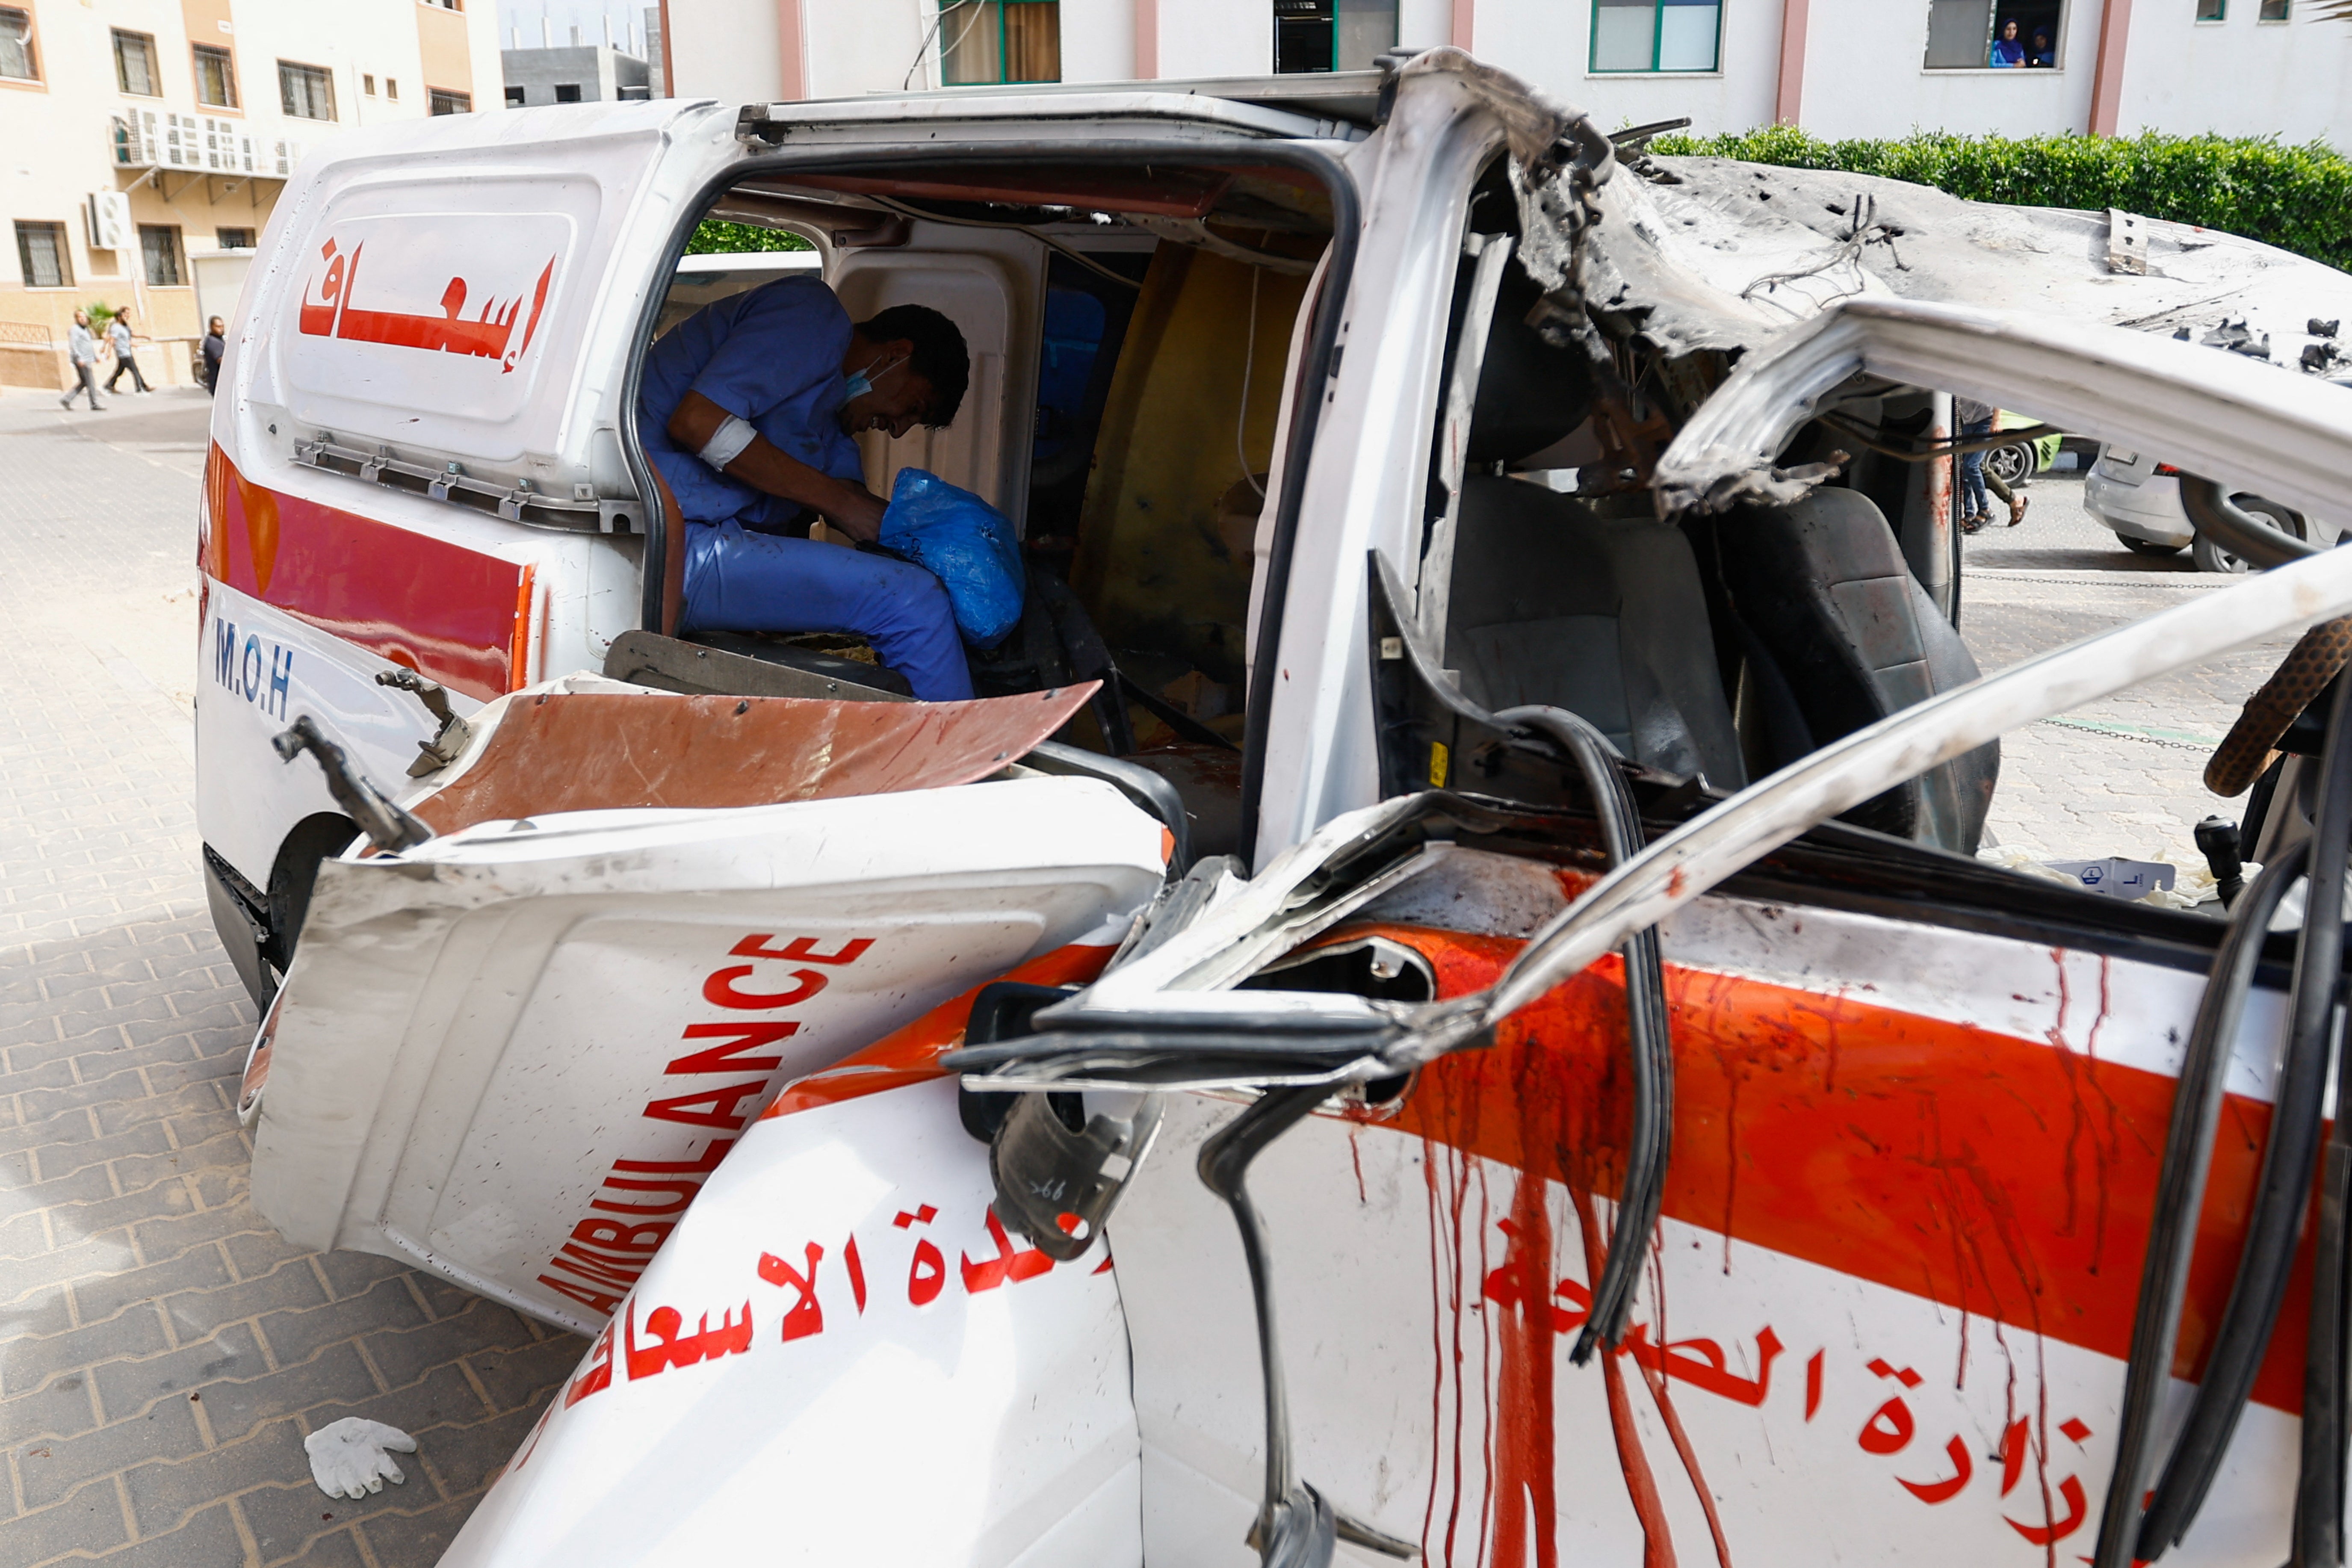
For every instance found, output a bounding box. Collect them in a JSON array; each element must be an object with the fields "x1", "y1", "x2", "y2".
[
  {"x1": 1631, "y1": 1355, "x2": 1733, "y2": 1568},
  {"x1": 1489, "y1": 1177, "x2": 1560, "y2": 1568},
  {"x1": 1421, "y1": 1134, "x2": 1445, "y2": 1559},
  {"x1": 1570, "y1": 1181, "x2": 1676, "y2": 1568}
]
